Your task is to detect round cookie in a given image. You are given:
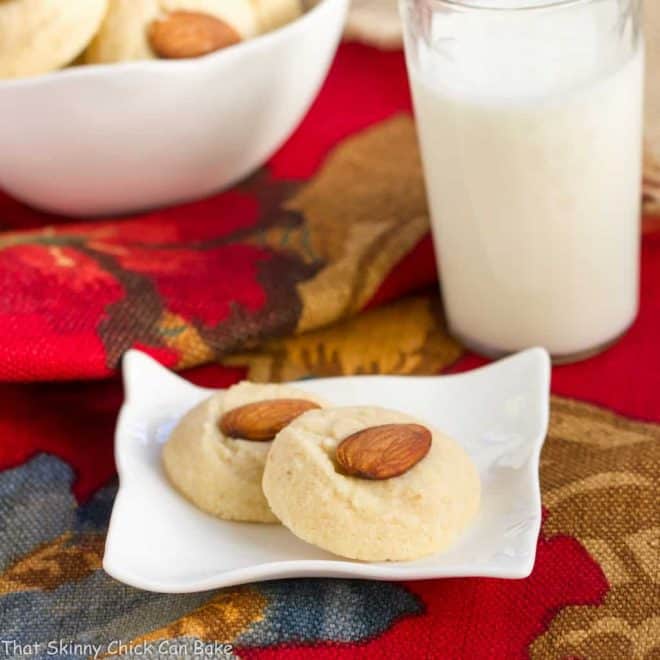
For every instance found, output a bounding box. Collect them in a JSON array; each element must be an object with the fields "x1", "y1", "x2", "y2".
[
  {"x1": 0, "y1": 0, "x2": 108, "y2": 78},
  {"x1": 162, "y1": 381, "x2": 323, "y2": 523},
  {"x1": 84, "y1": 0, "x2": 258, "y2": 64},
  {"x1": 250, "y1": 0, "x2": 302, "y2": 34},
  {"x1": 263, "y1": 406, "x2": 481, "y2": 561}
]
